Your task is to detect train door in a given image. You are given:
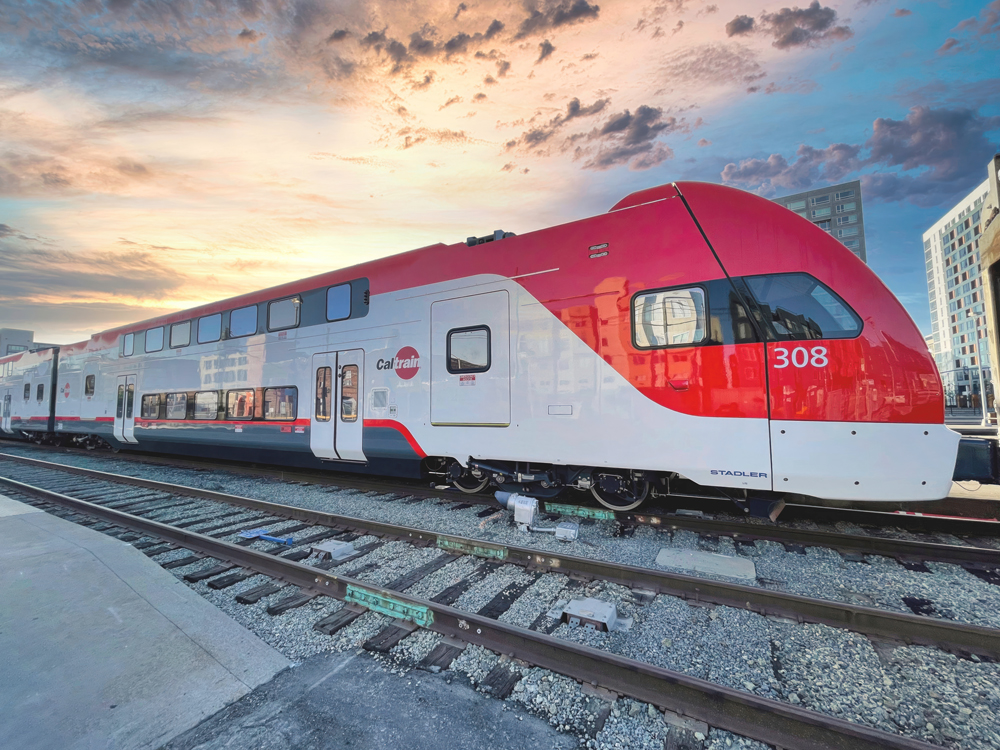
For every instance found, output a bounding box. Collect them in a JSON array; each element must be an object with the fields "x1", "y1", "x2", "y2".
[
  {"x1": 1, "y1": 391, "x2": 11, "y2": 433},
  {"x1": 113, "y1": 375, "x2": 138, "y2": 444},
  {"x1": 310, "y1": 350, "x2": 367, "y2": 462},
  {"x1": 430, "y1": 291, "x2": 511, "y2": 426}
]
